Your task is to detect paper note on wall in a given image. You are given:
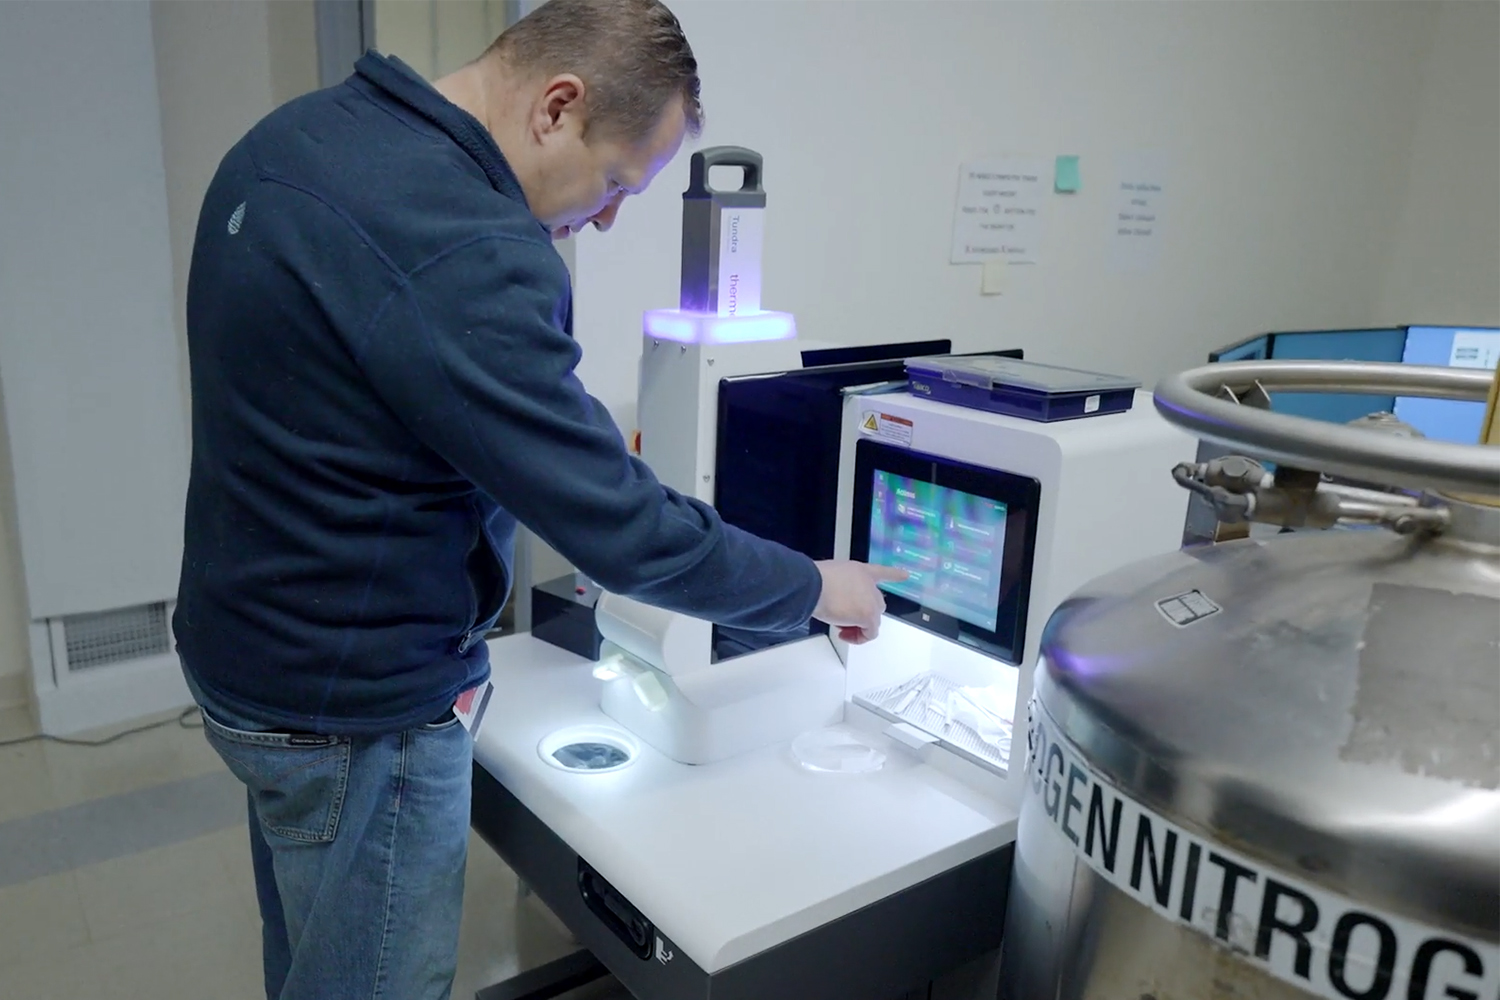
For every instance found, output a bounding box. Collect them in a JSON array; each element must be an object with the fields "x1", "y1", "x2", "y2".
[
  {"x1": 1110, "y1": 153, "x2": 1168, "y2": 270},
  {"x1": 951, "y1": 159, "x2": 1049, "y2": 265},
  {"x1": 1449, "y1": 330, "x2": 1500, "y2": 370},
  {"x1": 1054, "y1": 155, "x2": 1081, "y2": 193},
  {"x1": 981, "y1": 257, "x2": 1008, "y2": 295}
]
